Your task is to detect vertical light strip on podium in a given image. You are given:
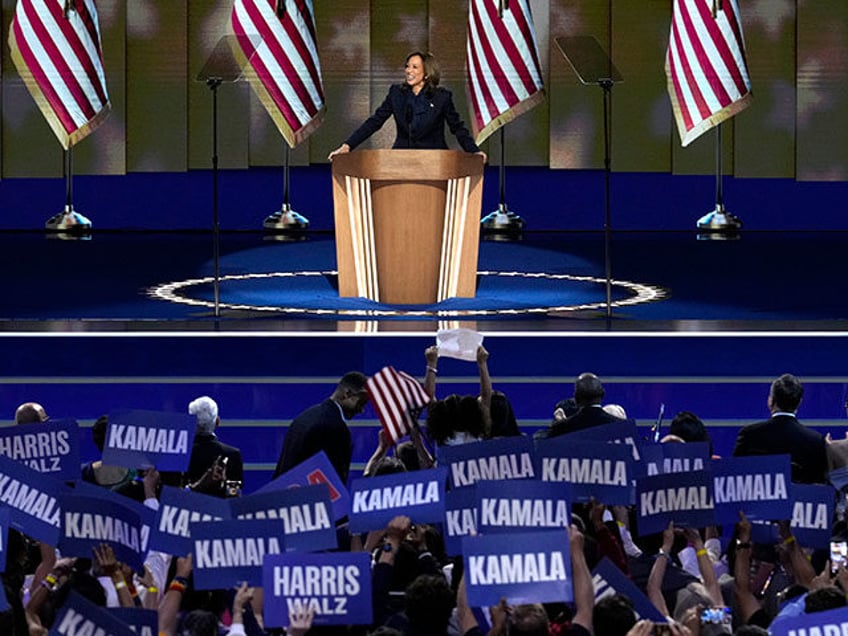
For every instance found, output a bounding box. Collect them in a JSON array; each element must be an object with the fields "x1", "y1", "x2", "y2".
[
  {"x1": 344, "y1": 175, "x2": 380, "y2": 301},
  {"x1": 438, "y1": 176, "x2": 471, "y2": 302}
]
